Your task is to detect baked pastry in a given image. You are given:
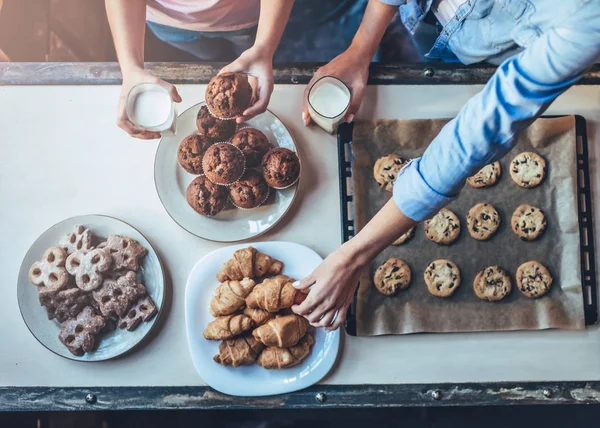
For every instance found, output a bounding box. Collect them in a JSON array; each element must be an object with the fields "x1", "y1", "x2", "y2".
[
  {"x1": 231, "y1": 128, "x2": 271, "y2": 167},
  {"x1": 252, "y1": 314, "x2": 309, "y2": 348},
  {"x1": 467, "y1": 203, "x2": 501, "y2": 241},
  {"x1": 196, "y1": 105, "x2": 237, "y2": 142},
  {"x1": 373, "y1": 258, "x2": 412, "y2": 296},
  {"x1": 92, "y1": 271, "x2": 146, "y2": 317},
  {"x1": 257, "y1": 333, "x2": 314, "y2": 370},
  {"x1": 516, "y1": 261, "x2": 553, "y2": 298},
  {"x1": 203, "y1": 314, "x2": 253, "y2": 340},
  {"x1": 185, "y1": 175, "x2": 228, "y2": 217},
  {"x1": 511, "y1": 204, "x2": 547, "y2": 241},
  {"x1": 202, "y1": 143, "x2": 246, "y2": 185},
  {"x1": 177, "y1": 133, "x2": 213, "y2": 175},
  {"x1": 245, "y1": 275, "x2": 308, "y2": 312},
  {"x1": 261, "y1": 147, "x2": 301, "y2": 189},
  {"x1": 373, "y1": 154, "x2": 409, "y2": 192},
  {"x1": 98, "y1": 235, "x2": 147, "y2": 272},
  {"x1": 28, "y1": 247, "x2": 70, "y2": 292},
  {"x1": 117, "y1": 295, "x2": 158, "y2": 331},
  {"x1": 217, "y1": 246, "x2": 283, "y2": 282},
  {"x1": 228, "y1": 169, "x2": 270, "y2": 209},
  {"x1": 210, "y1": 278, "x2": 257, "y2": 317},
  {"x1": 510, "y1": 152, "x2": 546, "y2": 188},
  {"x1": 424, "y1": 259, "x2": 461, "y2": 297},
  {"x1": 205, "y1": 72, "x2": 253, "y2": 119},
  {"x1": 466, "y1": 161, "x2": 501, "y2": 188},
  {"x1": 424, "y1": 208, "x2": 461, "y2": 245},
  {"x1": 38, "y1": 287, "x2": 90, "y2": 323},
  {"x1": 392, "y1": 226, "x2": 415, "y2": 245},
  {"x1": 213, "y1": 334, "x2": 265, "y2": 367},
  {"x1": 59, "y1": 225, "x2": 93, "y2": 255},
  {"x1": 242, "y1": 307, "x2": 274, "y2": 327},
  {"x1": 65, "y1": 248, "x2": 112, "y2": 292},
  {"x1": 473, "y1": 266, "x2": 512, "y2": 302},
  {"x1": 58, "y1": 306, "x2": 106, "y2": 356}
]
